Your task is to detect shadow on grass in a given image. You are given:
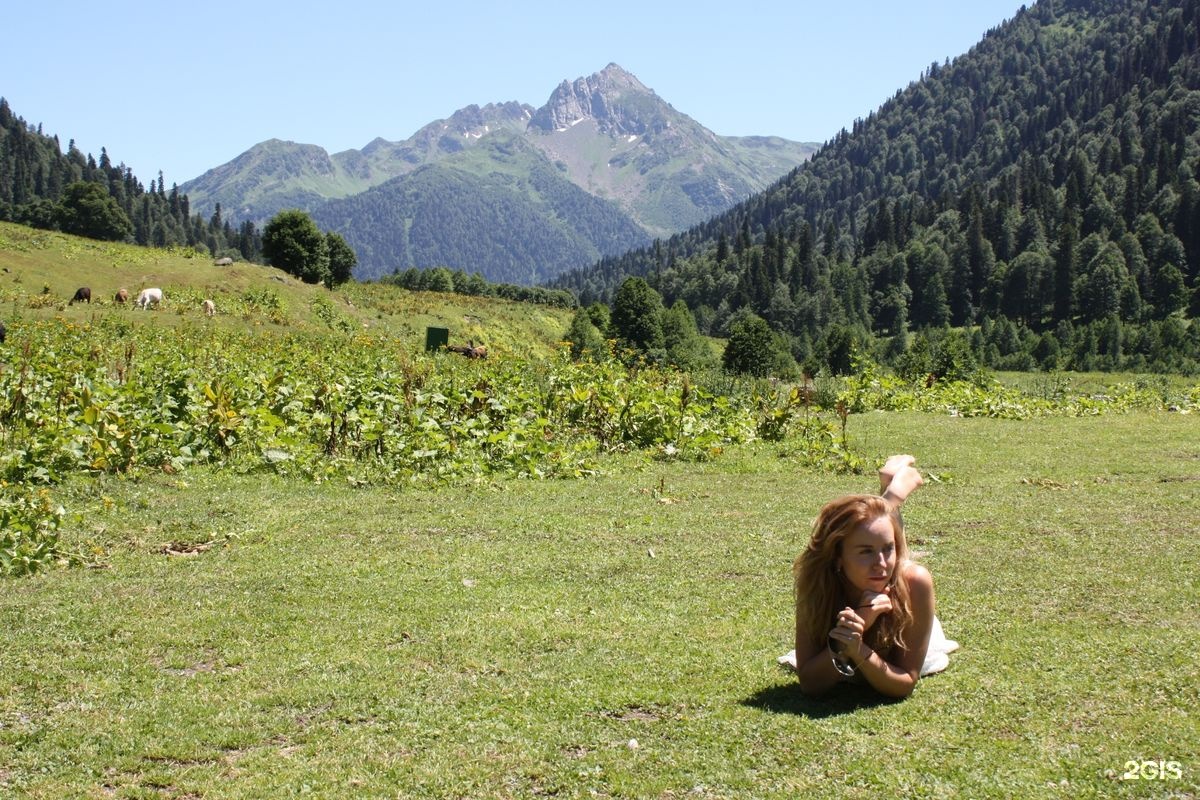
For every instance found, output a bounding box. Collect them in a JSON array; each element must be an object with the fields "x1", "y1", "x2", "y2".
[{"x1": 740, "y1": 681, "x2": 899, "y2": 718}]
